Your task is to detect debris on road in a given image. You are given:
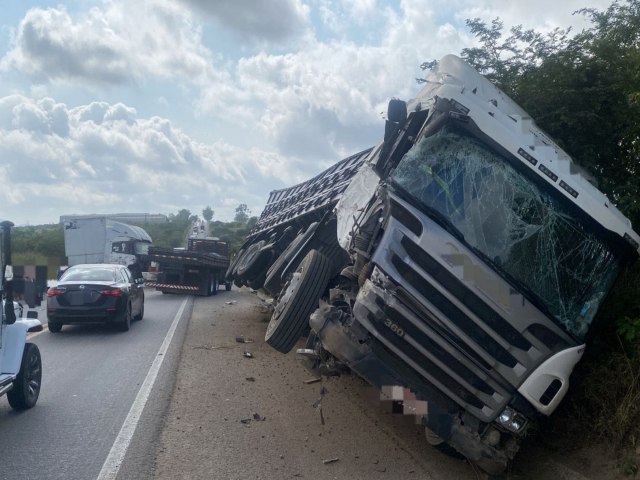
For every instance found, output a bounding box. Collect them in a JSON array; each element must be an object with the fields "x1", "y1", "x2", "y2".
[
  {"x1": 311, "y1": 386, "x2": 328, "y2": 408},
  {"x1": 243, "y1": 351, "x2": 254, "y2": 358},
  {"x1": 322, "y1": 457, "x2": 339, "y2": 465},
  {"x1": 252, "y1": 413, "x2": 266, "y2": 421},
  {"x1": 304, "y1": 377, "x2": 321, "y2": 384},
  {"x1": 240, "y1": 418, "x2": 252, "y2": 424},
  {"x1": 225, "y1": 301, "x2": 236, "y2": 305},
  {"x1": 235, "y1": 335, "x2": 254, "y2": 343},
  {"x1": 245, "y1": 377, "x2": 255, "y2": 382}
]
